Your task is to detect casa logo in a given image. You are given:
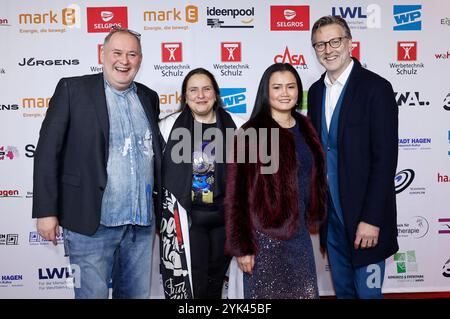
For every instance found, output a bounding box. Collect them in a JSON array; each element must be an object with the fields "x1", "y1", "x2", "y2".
[
  {"x1": 438, "y1": 172, "x2": 450, "y2": 183},
  {"x1": 87, "y1": 7, "x2": 128, "y2": 33},
  {"x1": 155, "y1": 42, "x2": 190, "y2": 77},
  {"x1": 388, "y1": 251, "x2": 424, "y2": 283},
  {"x1": 18, "y1": 5, "x2": 80, "y2": 35},
  {"x1": 214, "y1": 43, "x2": 250, "y2": 77},
  {"x1": 206, "y1": 6, "x2": 255, "y2": 29},
  {"x1": 443, "y1": 258, "x2": 450, "y2": 278},
  {"x1": 0, "y1": 274, "x2": 24, "y2": 288},
  {"x1": 438, "y1": 218, "x2": 450, "y2": 235},
  {"x1": 394, "y1": 91, "x2": 429, "y2": 107},
  {"x1": 398, "y1": 137, "x2": 431, "y2": 151},
  {"x1": 397, "y1": 216, "x2": 429, "y2": 239},
  {"x1": 0, "y1": 146, "x2": 19, "y2": 161},
  {"x1": 351, "y1": 41, "x2": 360, "y2": 61},
  {"x1": 390, "y1": 42, "x2": 424, "y2": 75},
  {"x1": 273, "y1": 47, "x2": 308, "y2": 70},
  {"x1": 0, "y1": 17, "x2": 11, "y2": 27},
  {"x1": 159, "y1": 91, "x2": 182, "y2": 115},
  {"x1": 0, "y1": 234, "x2": 19, "y2": 245},
  {"x1": 18, "y1": 57, "x2": 80, "y2": 67},
  {"x1": 29, "y1": 231, "x2": 64, "y2": 245},
  {"x1": 393, "y1": 5, "x2": 422, "y2": 31},
  {"x1": 332, "y1": 5, "x2": 381, "y2": 29},
  {"x1": 435, "y1": 51, "x2": 450, "y2": 60},
  {"x1": 143, "y1": 5, "x2": 198, "y2": 32},
  {"x1": 443, "y1": 93, "x2": 450, "y2": 111},
  {"x1": 220, "y1": 88, "x2": 246, "y2": 113},
  {"x1": 0, "y1": 189, "x2": 21, "y2": 198},
  {"x1": 270, "y1": 6, "x2": 309, "y2": 31}
]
